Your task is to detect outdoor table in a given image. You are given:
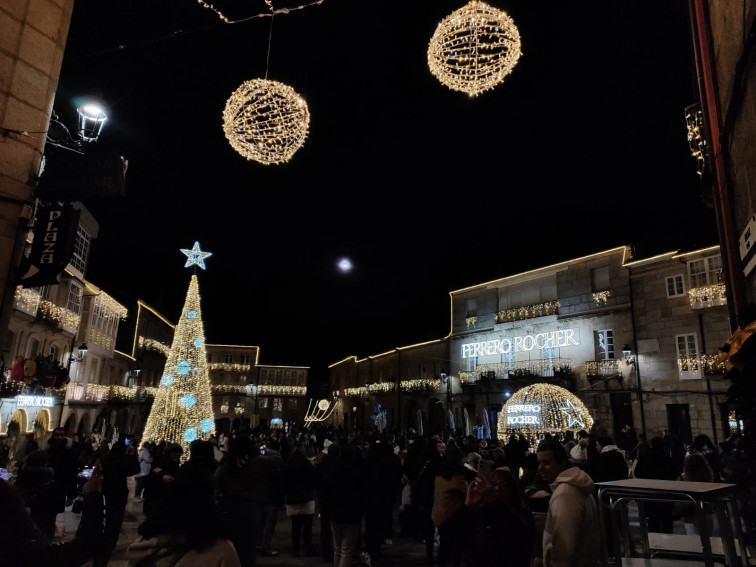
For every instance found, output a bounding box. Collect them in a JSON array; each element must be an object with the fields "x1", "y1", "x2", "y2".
[{"x1": 595, "y1": 478, "x2": 748, "y2": 567}]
